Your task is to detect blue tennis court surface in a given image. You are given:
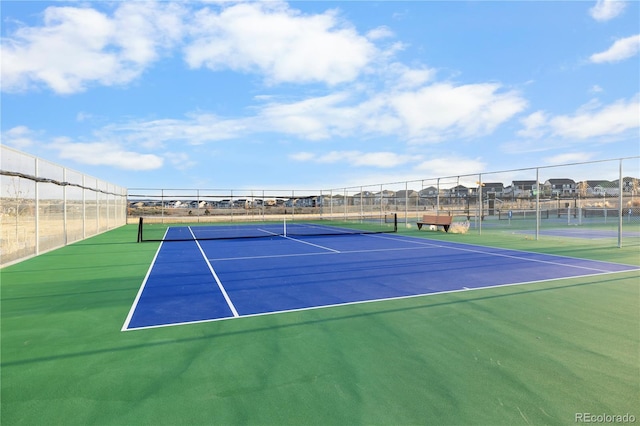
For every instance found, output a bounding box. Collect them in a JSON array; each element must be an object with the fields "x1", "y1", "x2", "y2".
[{"x1": 123, "y1": 228, "x2": 639, "y2": 330}]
